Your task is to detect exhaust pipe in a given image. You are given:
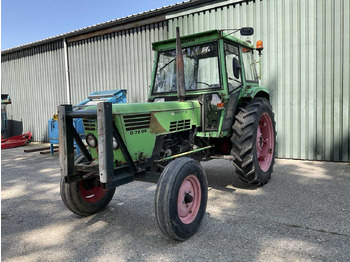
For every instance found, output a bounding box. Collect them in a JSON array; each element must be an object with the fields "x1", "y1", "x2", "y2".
[{"x1": 176, "y1": 27, "x2": 186, "y2": 102}]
